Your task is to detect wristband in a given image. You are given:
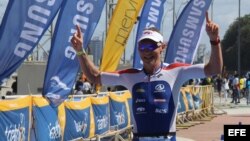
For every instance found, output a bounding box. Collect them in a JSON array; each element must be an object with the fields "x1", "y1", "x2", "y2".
[
  {"x1": 76, "y1": 50, "x2": 86, "y2": 56},
  {"x1": 210, "y1": 38, "x2": 220, "y2": 46}
]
